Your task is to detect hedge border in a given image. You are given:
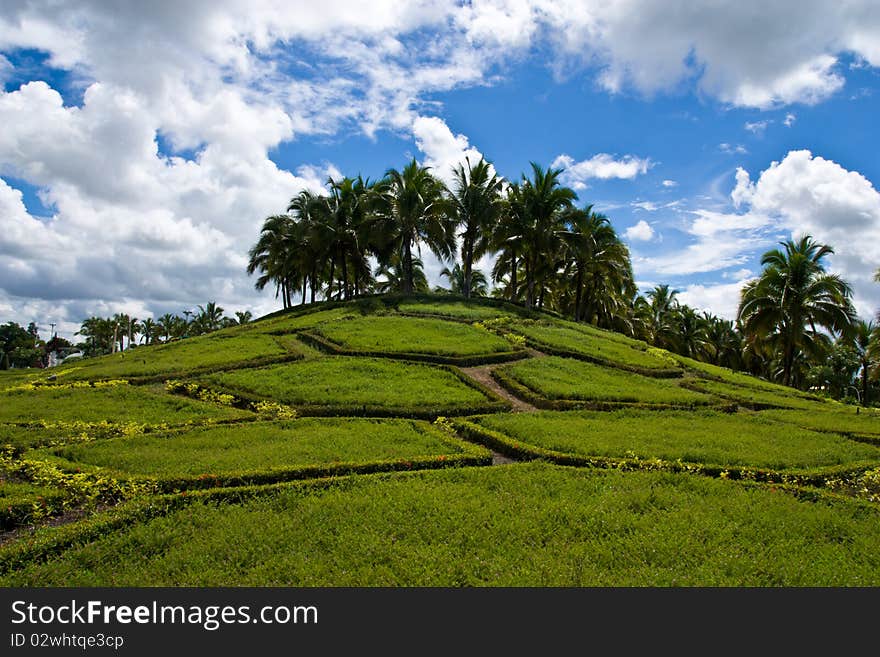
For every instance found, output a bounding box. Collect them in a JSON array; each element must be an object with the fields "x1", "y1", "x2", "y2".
[
  {"x1": 490, "y1": 364, "x2": 720, "y2": 412},
  {"x1": 679, "y1": 380, "x2": 805, "y2": 411},
  {"x1": 297, "y1": 329, "x2": 528, "y2": 367},
  {"x1": 0, "y1": 489, "x2": 69, "y2": 532},
  {"x1": 452, "y1": 418, "x2": 880, "y2": 488}
]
